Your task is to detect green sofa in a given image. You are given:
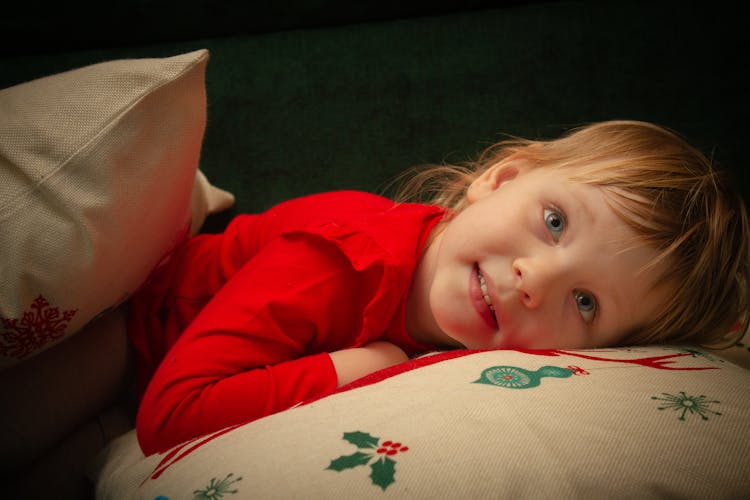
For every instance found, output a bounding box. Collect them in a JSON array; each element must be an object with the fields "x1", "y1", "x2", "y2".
[
  {"x1": 3, "y1": 0, "x2": 748, "y2": 216},
  {"x1": 1, "y1": 1, "x2": 747, "y2": 497}
]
